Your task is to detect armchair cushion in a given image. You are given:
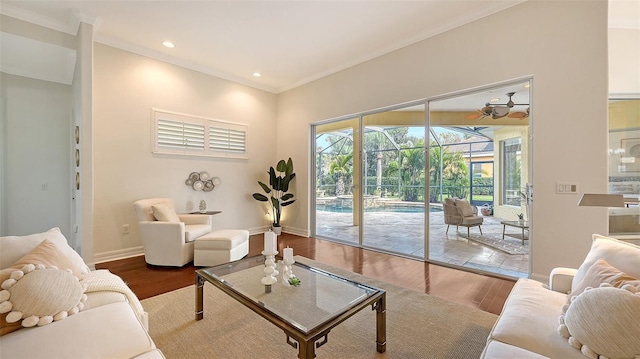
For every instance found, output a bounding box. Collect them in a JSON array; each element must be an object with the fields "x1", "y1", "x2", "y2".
[
  {"x1": 454, "y1": 198, "x2": 475, "y2": 217},
  {"x1": 151, "y1": 204, "x2": 180, "y2": 223},
  {"x1": 571, "y1": 234, "x2": 640, "y2": 291},
  {"x1": 184, "y1": 225, "x2": 212, "y2": 243}
]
